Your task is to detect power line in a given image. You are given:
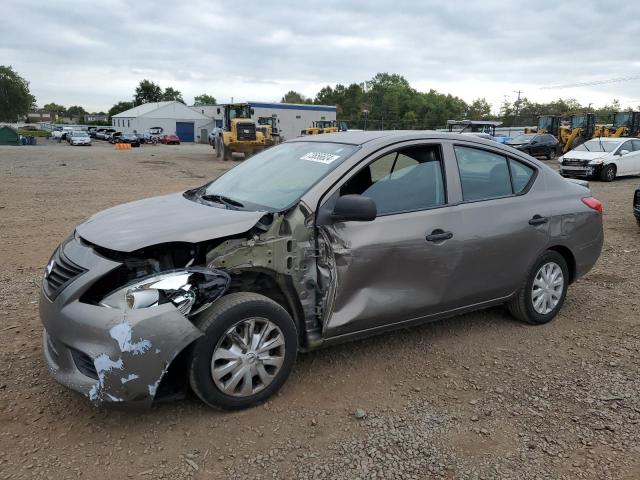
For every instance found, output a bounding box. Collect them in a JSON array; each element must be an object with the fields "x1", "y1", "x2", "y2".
[{"x1": 540, "y1": 74, "x2": 640, "y2": 90}]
